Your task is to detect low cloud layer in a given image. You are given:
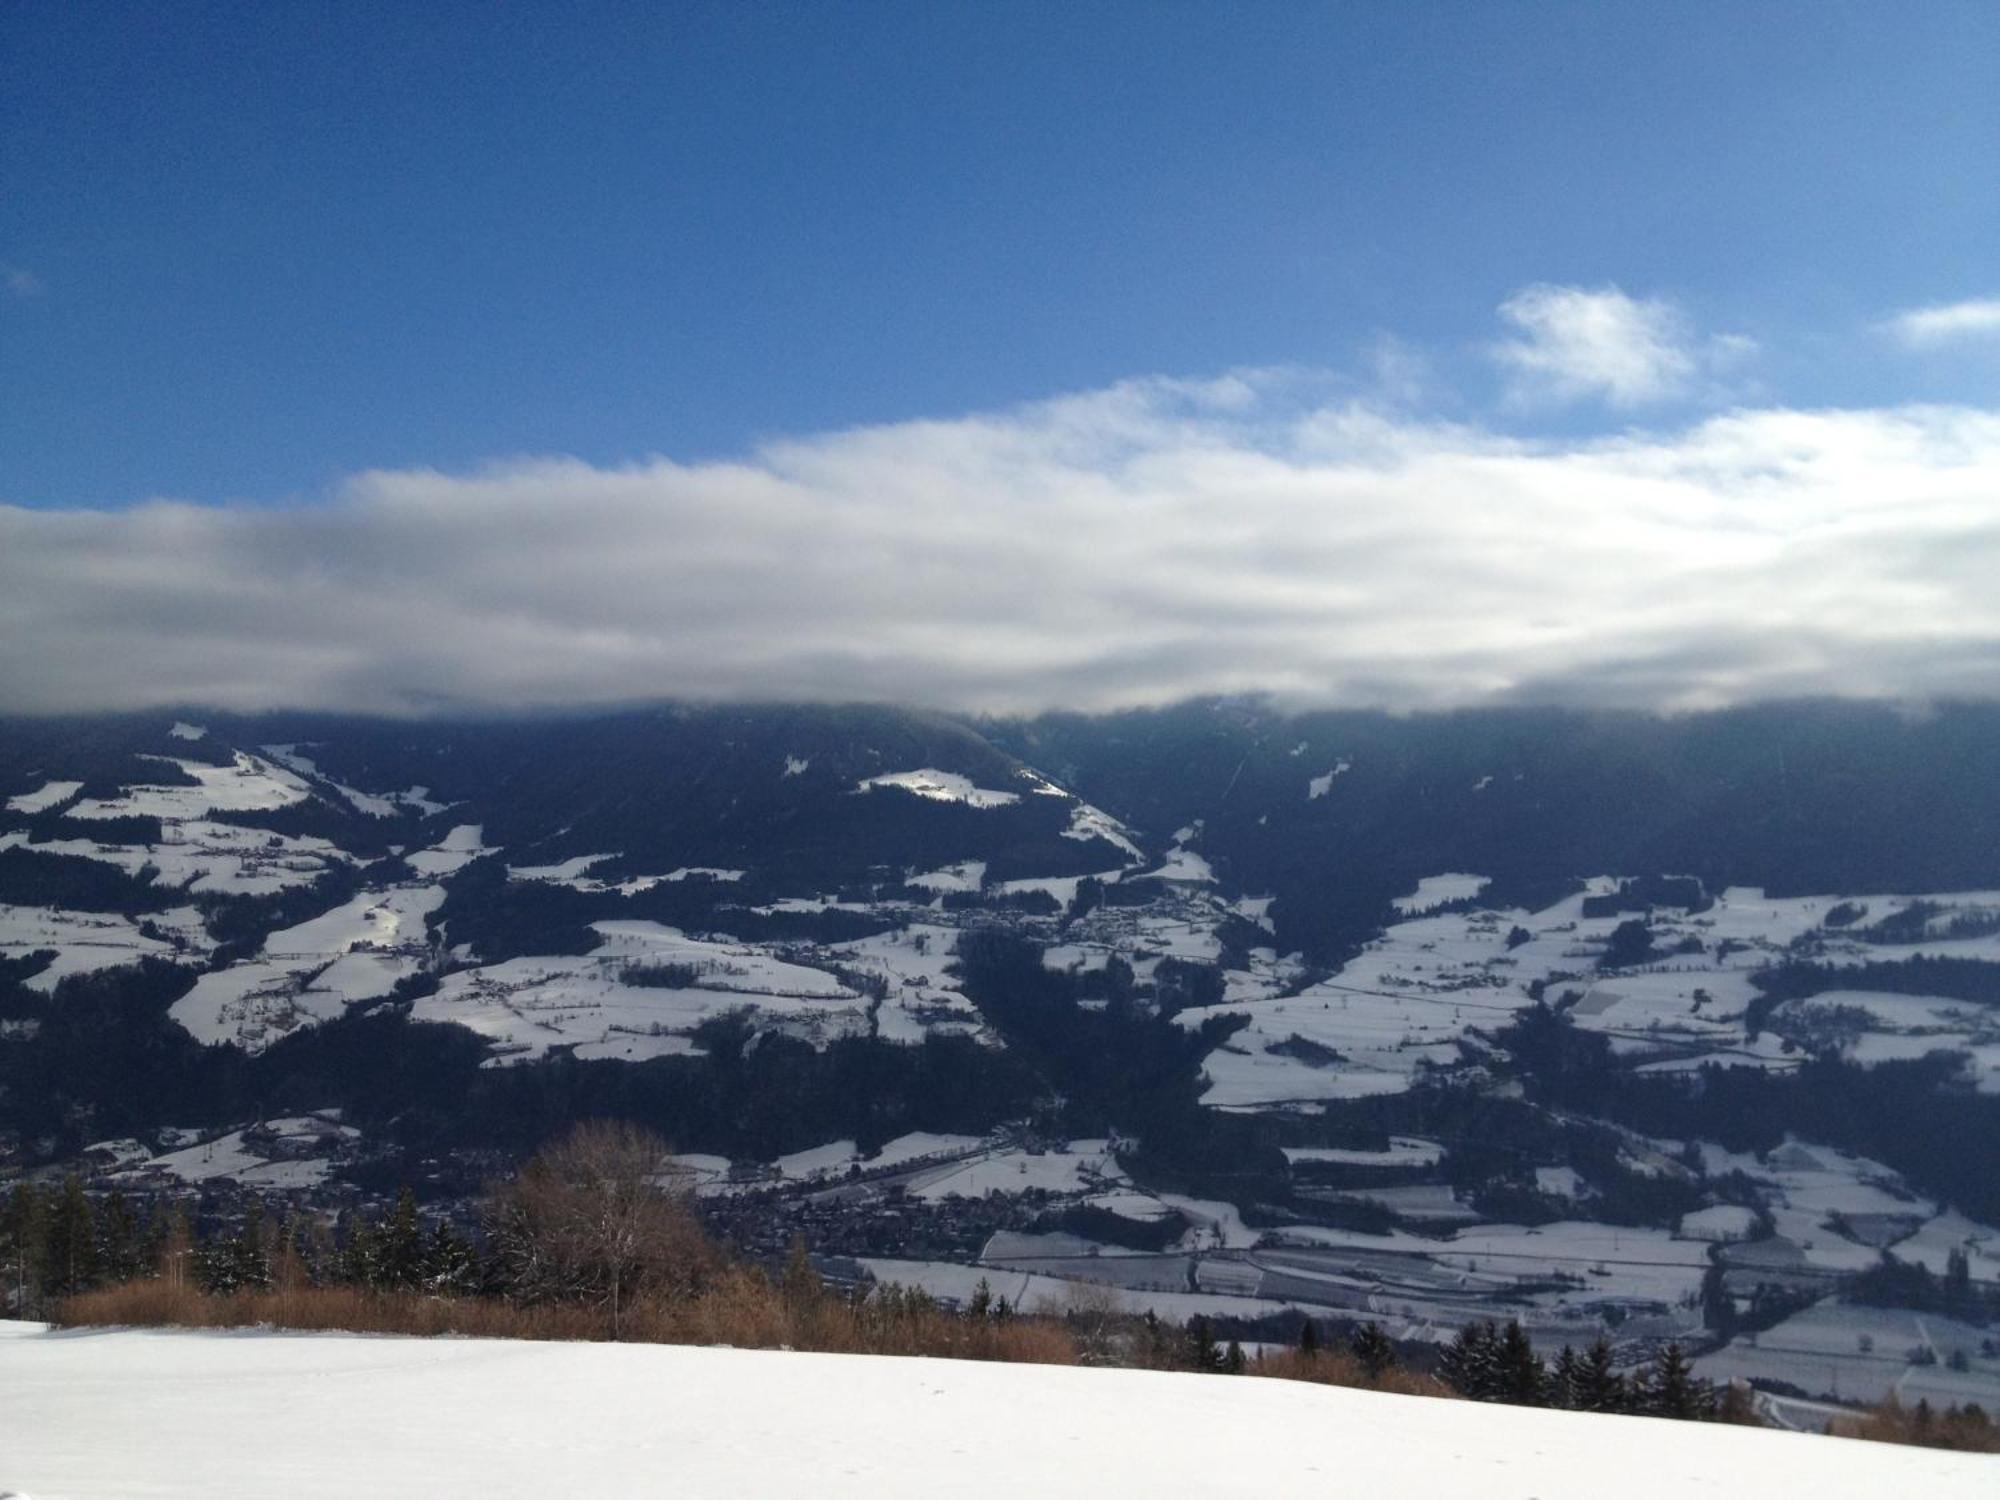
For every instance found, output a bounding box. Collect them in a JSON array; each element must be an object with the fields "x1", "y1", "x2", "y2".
[{"x1": 5, "y1": 370, "x2": 1999, "y2": 718}]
